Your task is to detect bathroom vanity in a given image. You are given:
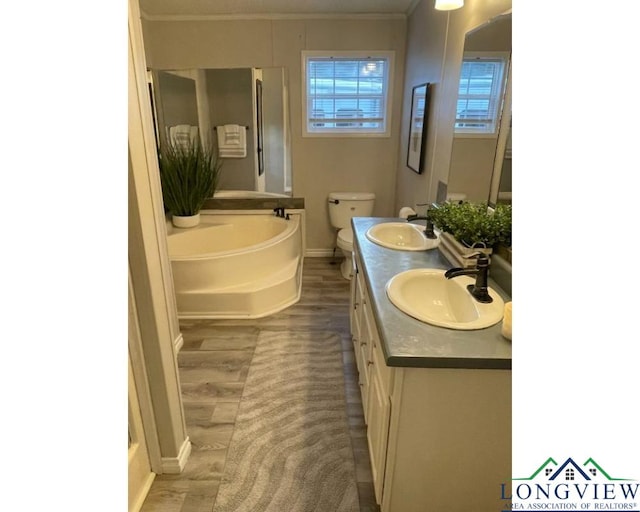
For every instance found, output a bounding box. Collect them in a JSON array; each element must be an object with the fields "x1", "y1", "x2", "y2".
[{"x1": 350, "y1": 217, "x2": 512, "y2": 511}]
